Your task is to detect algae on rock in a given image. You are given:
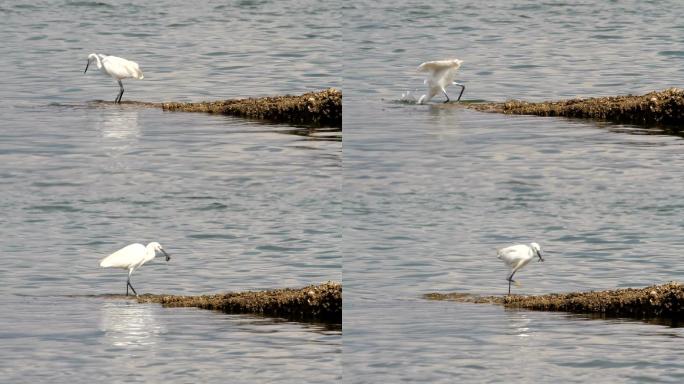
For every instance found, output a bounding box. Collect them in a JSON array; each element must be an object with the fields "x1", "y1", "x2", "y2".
[
  {"x1": 161, "y1": 88, "x2": 342, "y2": 128},
  {"x1": 138, "y1": 281, "x2": 342, "y2": 324},
  {"x1": 467, "y1": 88, "x2": 684, "y2": 129},
  {"x1": 425, "y1": 282, "x2": 683, "y2": 324}
]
